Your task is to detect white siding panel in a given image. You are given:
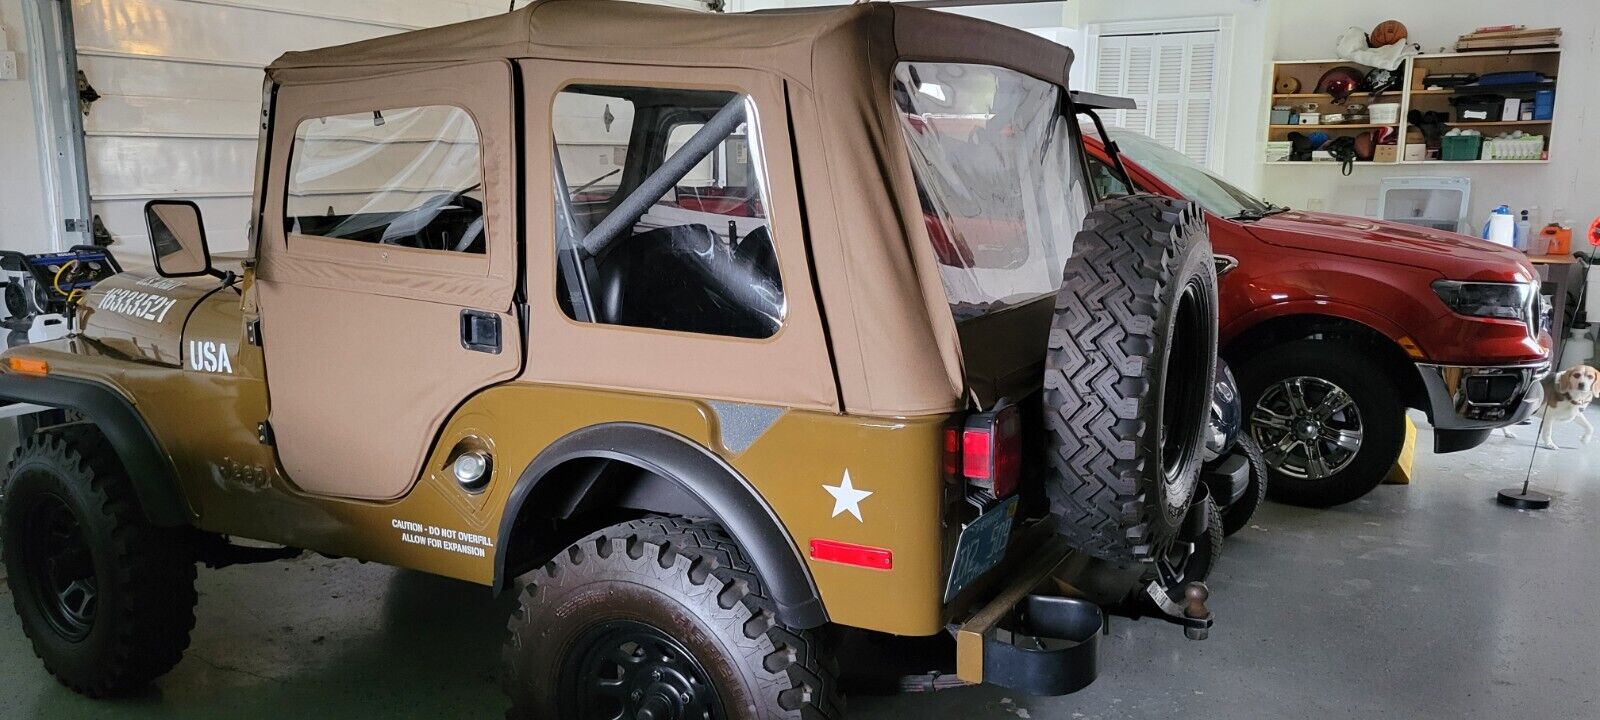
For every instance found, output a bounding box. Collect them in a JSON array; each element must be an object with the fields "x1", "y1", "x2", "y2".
[{"x1": 85, "y1": 135, "x2": 257, "y2": 197}]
